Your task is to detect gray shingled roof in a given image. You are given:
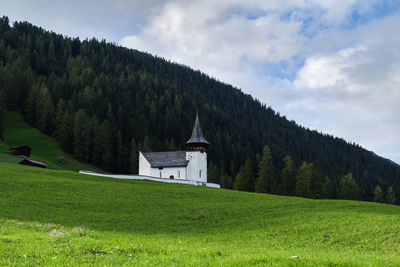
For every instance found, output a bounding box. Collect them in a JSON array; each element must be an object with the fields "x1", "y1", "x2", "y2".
[
  {"x1": 142, "y1": 151, "x2": 188, "y2": 168},
  {"x1": 186, "y1": 113, "x2": 209, "y2": 145}
]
